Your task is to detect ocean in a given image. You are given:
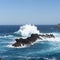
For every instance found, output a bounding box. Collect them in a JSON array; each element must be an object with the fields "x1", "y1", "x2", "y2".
[{"x1": 0, "y1": 25, "x2": 60, "y2": 60}]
